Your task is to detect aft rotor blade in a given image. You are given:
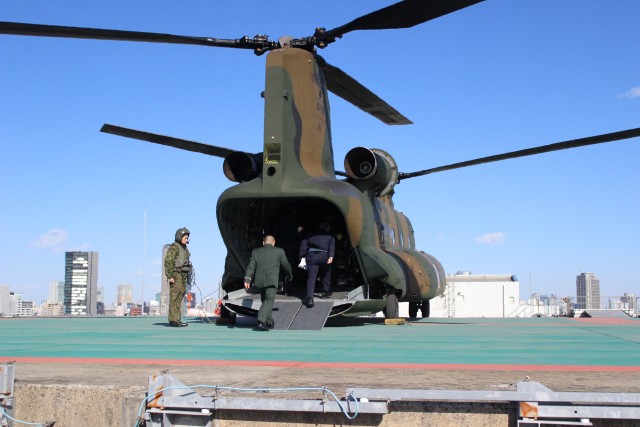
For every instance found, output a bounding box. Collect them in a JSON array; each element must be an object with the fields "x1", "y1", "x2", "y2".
[
  {"x1": 0, "y1": 21, "x2": 262, "y2": 49},
  {"x1": 398, "y1": 127, "x2": 640, "y2": 180},
  {"x1": 321, "y1": 60, "x2": 411, "y2": 125},
  {"x1": 100, "y1": 124, "x2": 234, "y2": 158},
  {"x1": 318, "y1": 0, "x2": 484, "y2": 44}
]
